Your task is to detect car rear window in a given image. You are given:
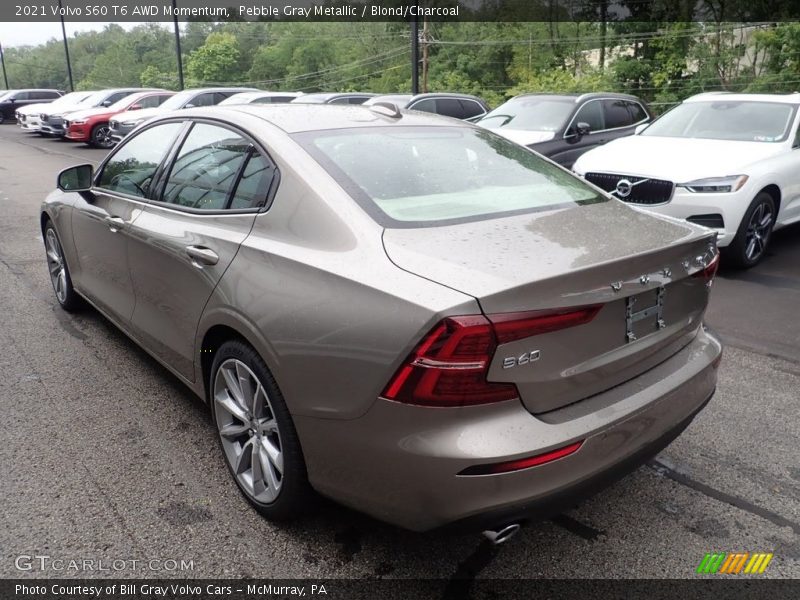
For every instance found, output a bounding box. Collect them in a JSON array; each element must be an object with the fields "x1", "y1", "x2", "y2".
[{"x1": 296, "y1": 126, "x2": 606, "y2": 227}]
